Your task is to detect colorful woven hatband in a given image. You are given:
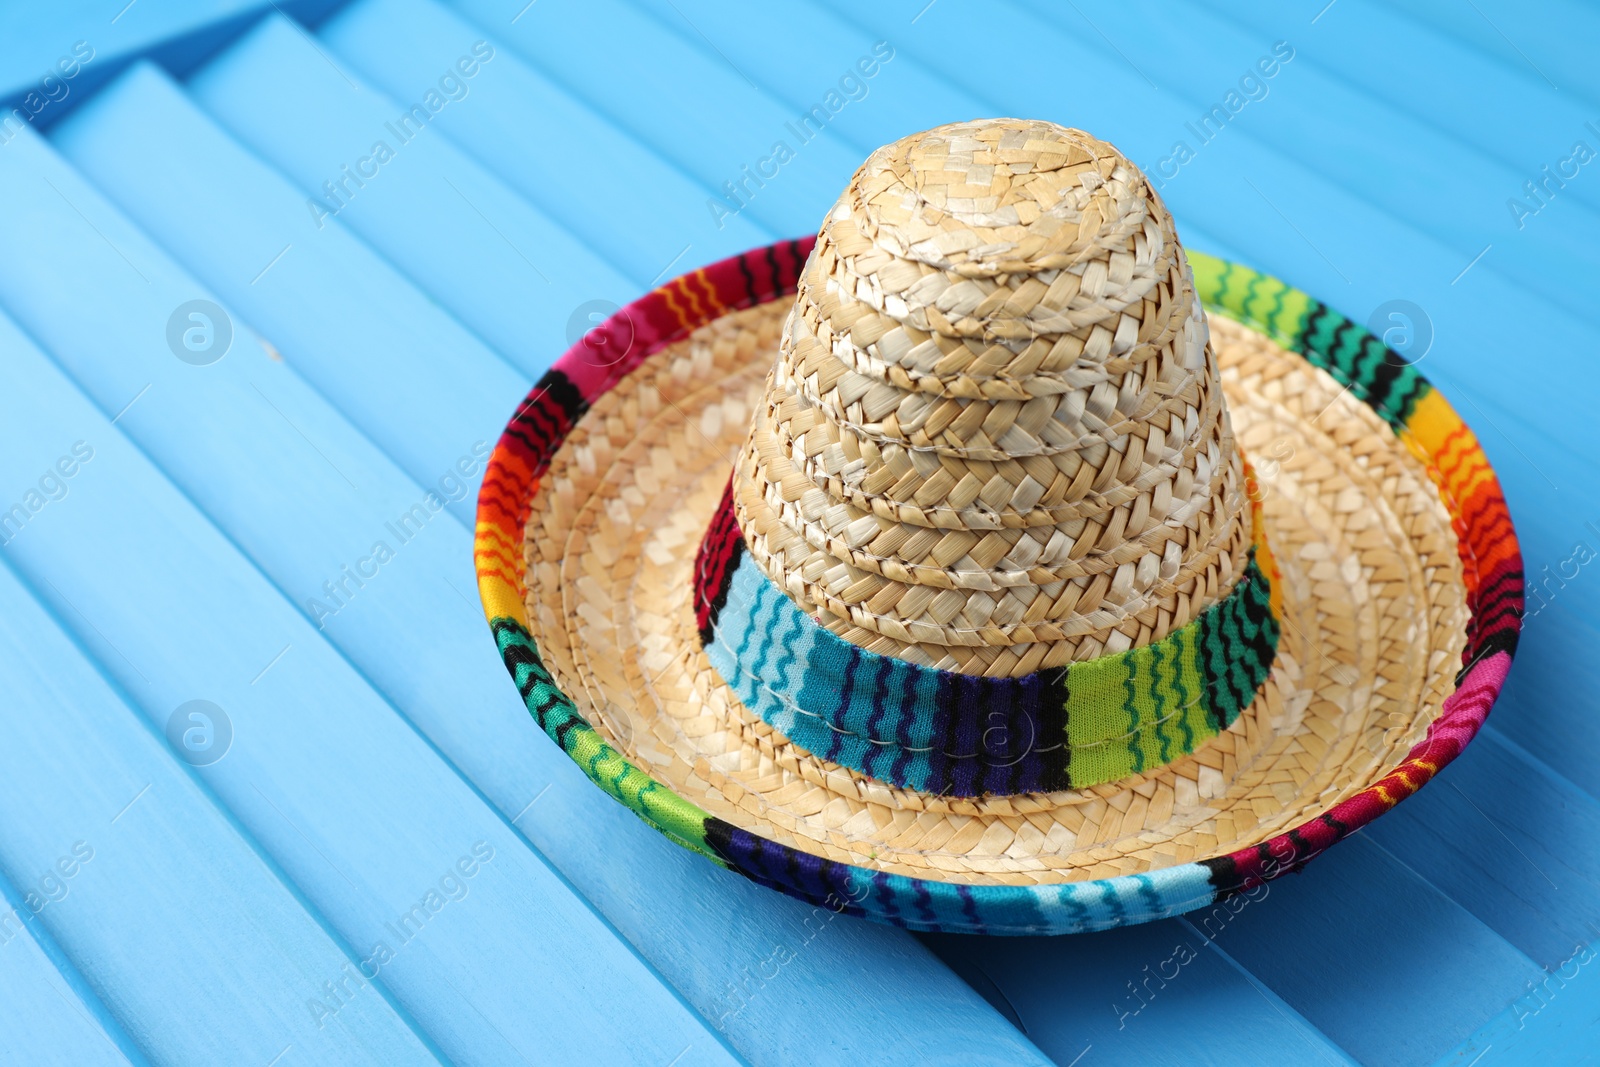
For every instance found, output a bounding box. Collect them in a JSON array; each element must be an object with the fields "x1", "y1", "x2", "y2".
[{"x1": 476, "y1": 121, "x2": 1520, "y2": 935}]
